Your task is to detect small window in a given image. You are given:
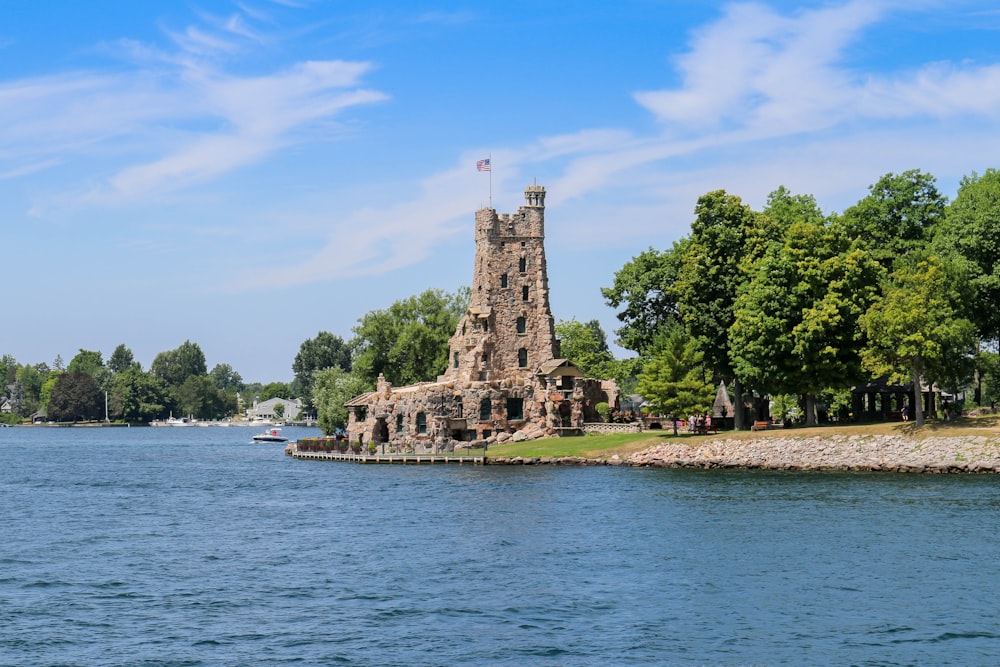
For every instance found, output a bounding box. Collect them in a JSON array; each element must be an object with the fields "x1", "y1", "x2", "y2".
[
  {"x1": 500, "y1": 273, "x2": 508, "y2": 288},
  {"x1": 396, "y1": 414, "x2": 403, "y2": 432},
  {"x1": 453, "y1": 351, "x2": 459, "y2": 368},
  {"x1": 518, "y1": 257, "x2": 526, "y2": 273},
  {"x1": 518, "y1": 348, "x2": 528, "y2": 367},
  {"x1": 482, "y1": 352, "x2": 489, "y2": 365},
  {"x1": 522, "y1": 285, "x2": 529, "y2": 301},
  {"x1": 516, "y1": 317, "x2": 526, "y2": 334},
  {"x1": 416, "y1": 412, "x2": 427, "y2": 435},
  {"x1": 455, "y1": 400, "x2": 463, "y2": 417},
  {"x1": 507, "y1": 397, "x2": 524, "y2": 420},
  {"x1": 480, "y1": 398, "x2": 492, "y2": 421}
]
